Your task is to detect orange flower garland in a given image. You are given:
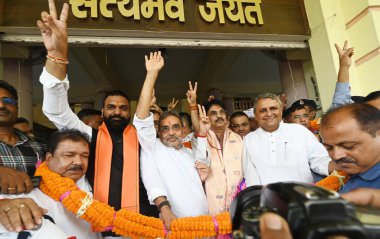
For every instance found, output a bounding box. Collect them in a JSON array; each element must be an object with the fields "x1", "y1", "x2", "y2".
[
  {"x1": 169, "y1": 212, "x2": 231, "y2": 239},
  {"x1": 316, "y1": 170, "x2": 349, "y2": 191},
  {"x1": 35, "y1": 162, "x2": 232, "y2": 238},
  {"x1": 309, "y1": 119, "x2": 320, "y2": 133}
]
